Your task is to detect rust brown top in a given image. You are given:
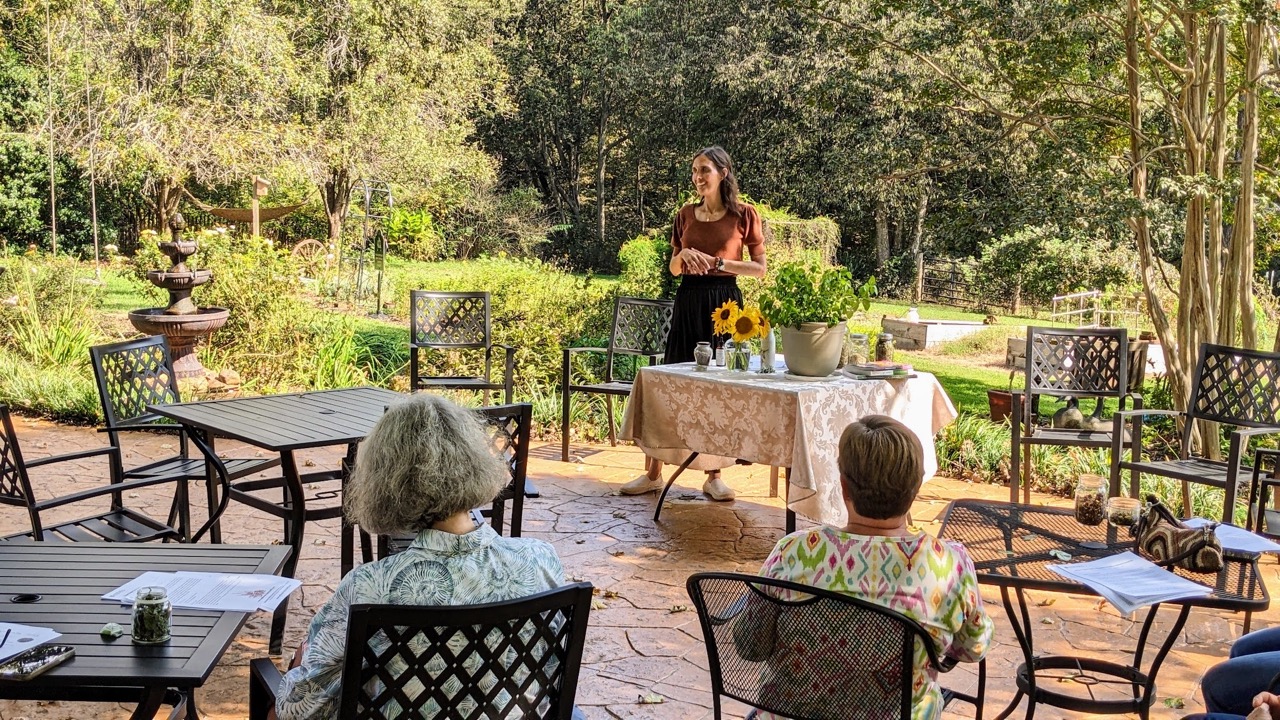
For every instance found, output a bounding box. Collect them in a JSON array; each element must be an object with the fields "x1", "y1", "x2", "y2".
[{"x1": 671, "y1": 203, "x2": 766, "y2": 275}]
